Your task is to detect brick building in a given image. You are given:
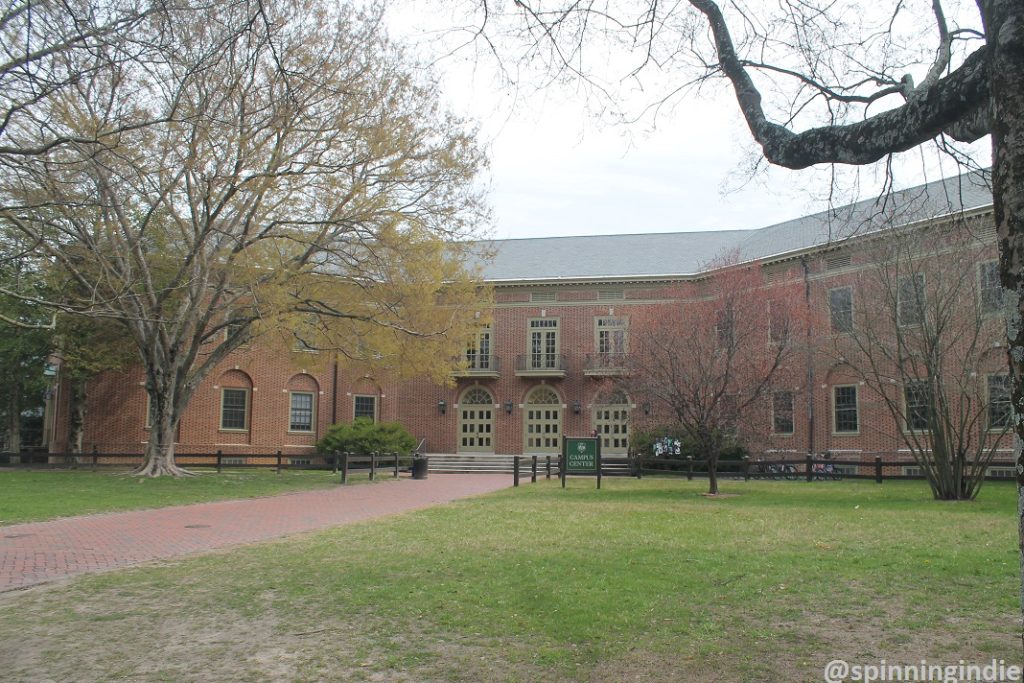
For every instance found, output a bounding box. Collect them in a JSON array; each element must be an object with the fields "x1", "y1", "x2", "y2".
[{"x1": 45, "y1": 171, "x2": 1013, "y2": 469}]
